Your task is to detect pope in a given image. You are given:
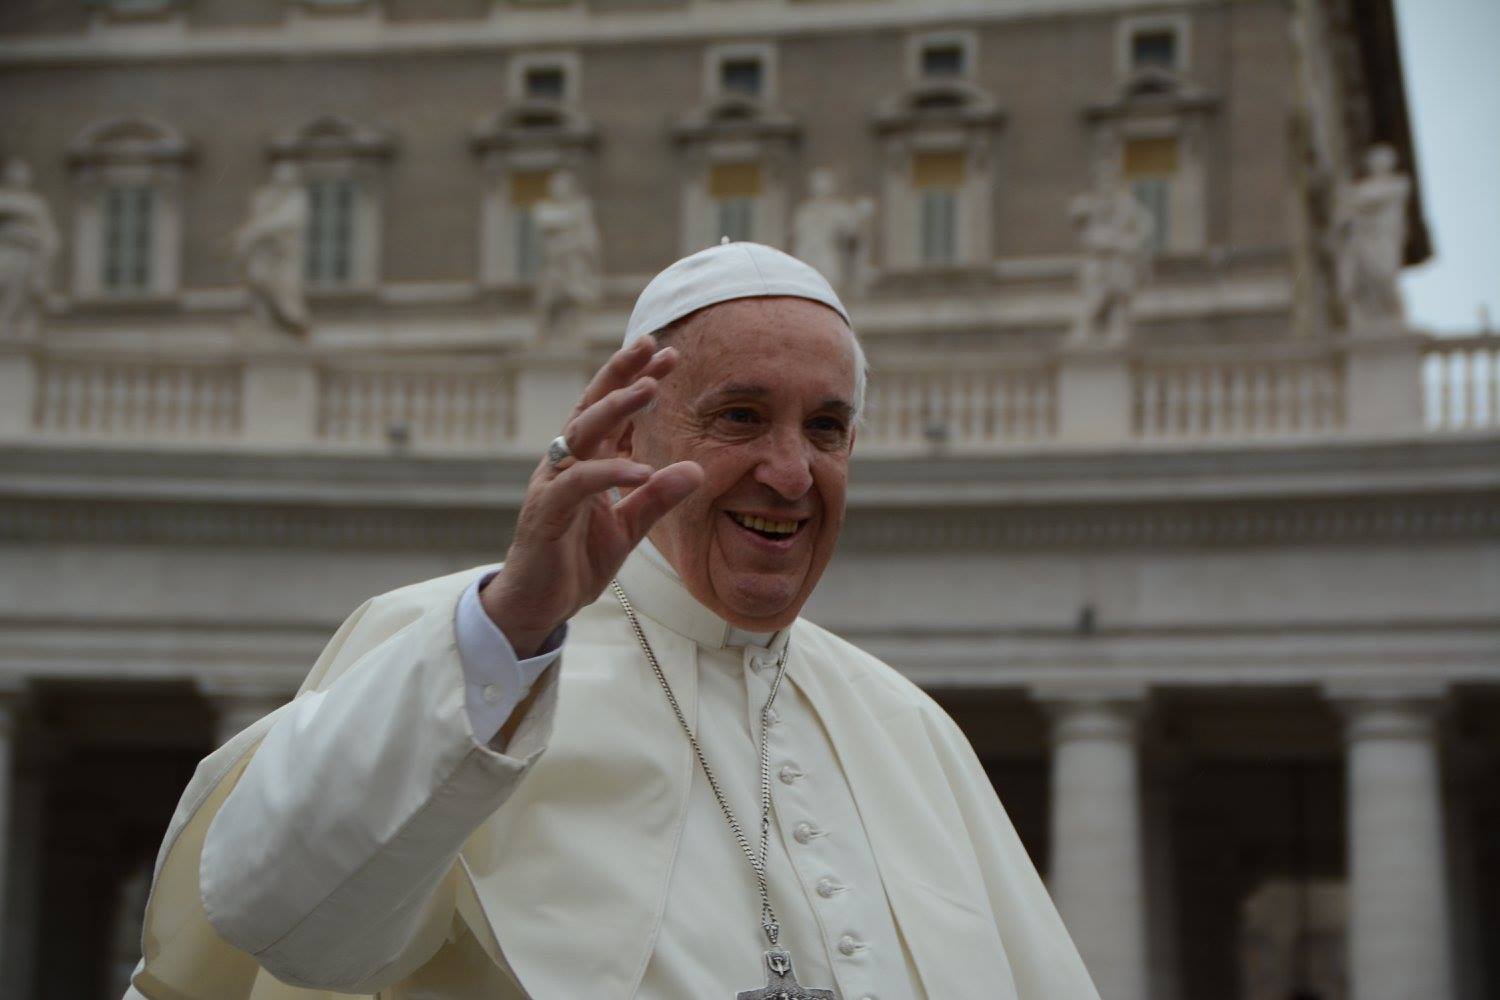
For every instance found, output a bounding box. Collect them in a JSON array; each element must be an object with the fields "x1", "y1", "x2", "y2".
[{"x1": 127, "y1": 242, "x2": 1101, "y2": 1000}]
